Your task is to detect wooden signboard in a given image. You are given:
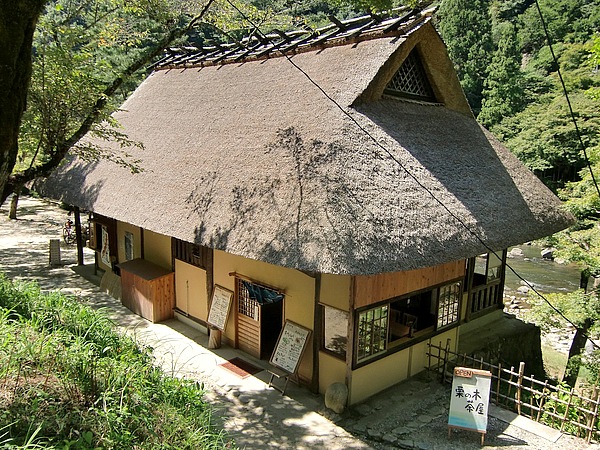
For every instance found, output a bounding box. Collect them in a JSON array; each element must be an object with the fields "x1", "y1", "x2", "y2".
[
  {"x1": 448, "y1": 367, "x2": 492, "y2": 444},
  {"x1": 270, "y1": 320, "x2": 311, "y2": 375},
  {"x1": 207, "y1": 285, "x2": 233, "y2": 331}
]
